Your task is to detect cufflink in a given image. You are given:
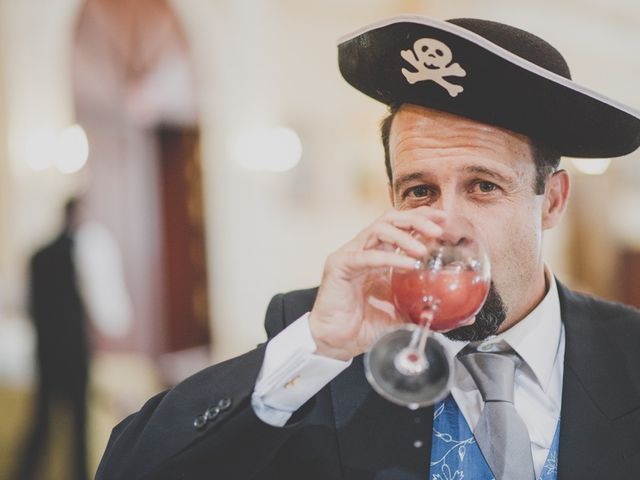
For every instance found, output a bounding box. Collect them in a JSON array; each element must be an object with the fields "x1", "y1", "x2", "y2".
[{"x1": 284, "y1": 376, "x2": 300, "y2": 389}]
